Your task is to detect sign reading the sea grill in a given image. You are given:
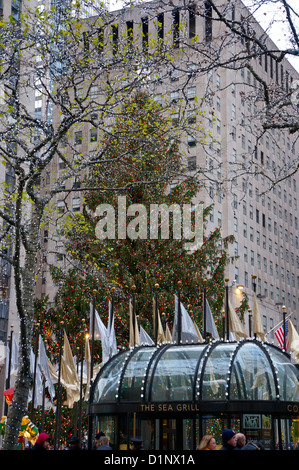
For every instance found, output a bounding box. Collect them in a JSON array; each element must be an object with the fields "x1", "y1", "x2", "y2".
[
  {"x1": 140, "y1": 403, "x2": 201, "y2": 413},
  {"x1": 137, "y1": 402, "x2": 299, "y2": 415}
]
